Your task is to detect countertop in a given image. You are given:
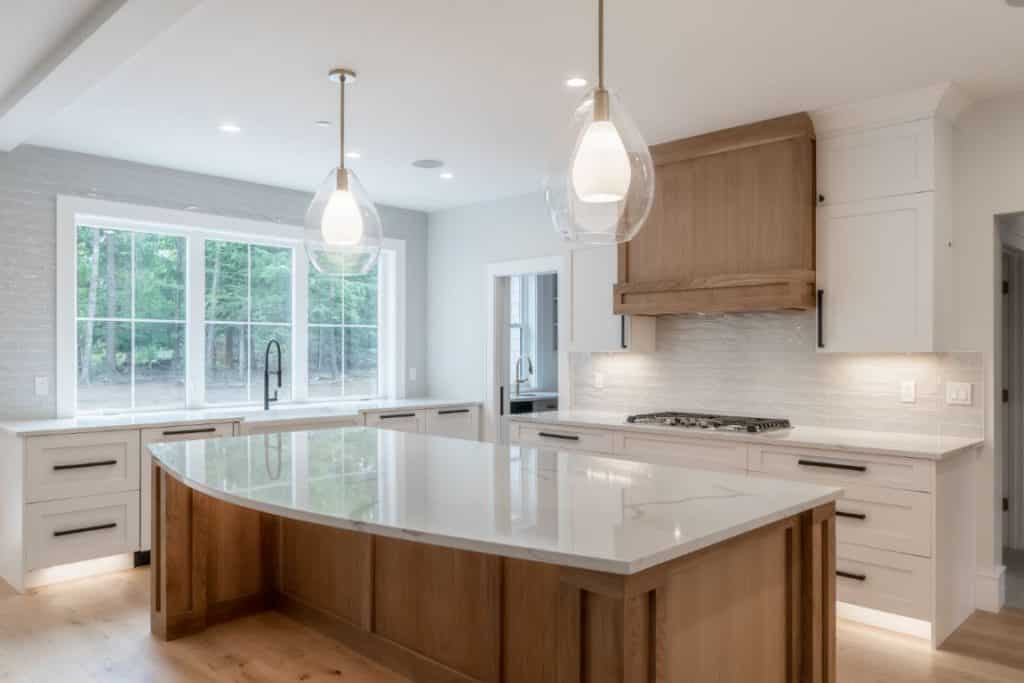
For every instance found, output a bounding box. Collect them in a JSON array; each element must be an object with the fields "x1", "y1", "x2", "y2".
[
  {"x1": 507, "y1": 410, "x2": 984, "y2": 461},
  {"x1": 0, "y1": 398, "x2": 480, "y2": 437},
  {"x1": 149, "y1": 426, "x2": 841, "y2": 575}
]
